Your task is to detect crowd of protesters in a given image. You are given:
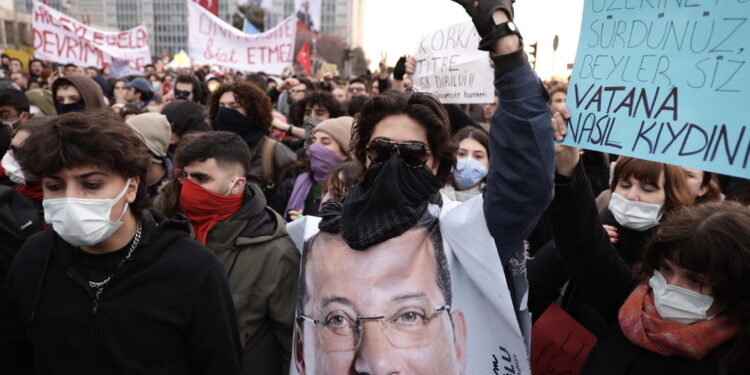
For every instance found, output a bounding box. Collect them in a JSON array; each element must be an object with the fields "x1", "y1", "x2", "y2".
[{"x1": 0, "y1": 0, "x2": 749, "y2": 374}]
